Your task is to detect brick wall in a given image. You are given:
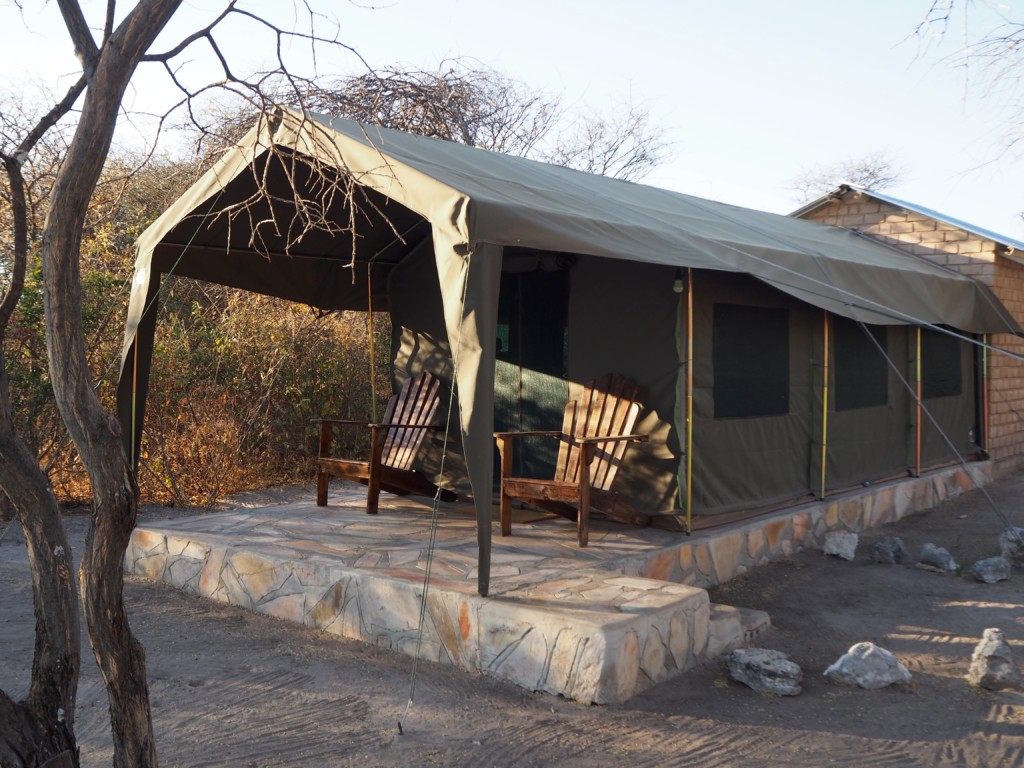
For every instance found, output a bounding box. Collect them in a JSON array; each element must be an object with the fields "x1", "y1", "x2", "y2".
[
  {"x1": 989, "y1": 258, "x2": 1024, "y2": 473},
  {"x1": 801, "y1": 192, "x2": 1024, "y2": 474},
  {"x1": 802, "y1": 196, "x2": 997, "y2": 286}
]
